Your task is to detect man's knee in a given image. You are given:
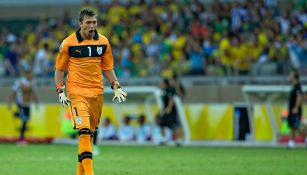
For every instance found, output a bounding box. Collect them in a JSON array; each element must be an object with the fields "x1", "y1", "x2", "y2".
[
  {"x1": 78, "y1": 151, "x2": 92, "y2": 162},
  {"x1": 78, "y1": 128, "x2": 93, "y2": 137}
]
